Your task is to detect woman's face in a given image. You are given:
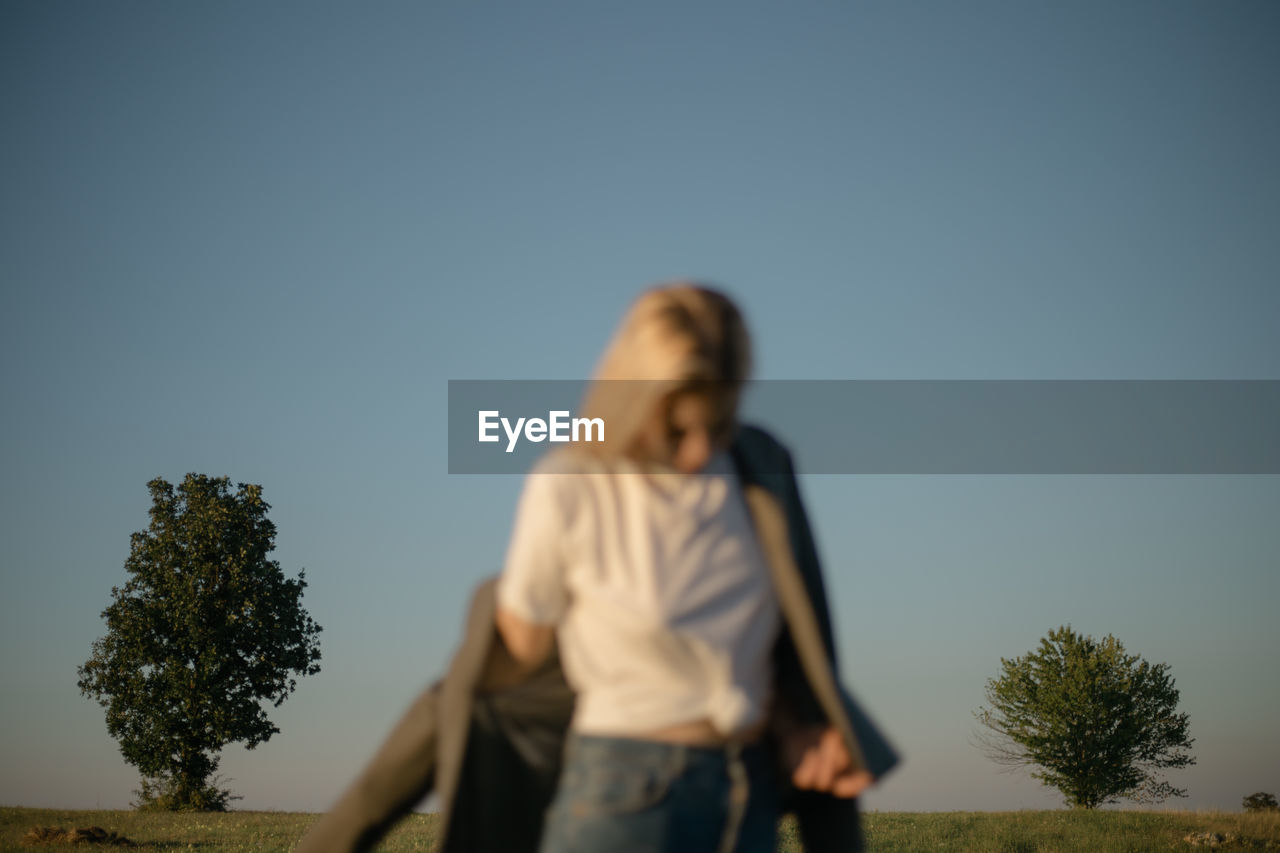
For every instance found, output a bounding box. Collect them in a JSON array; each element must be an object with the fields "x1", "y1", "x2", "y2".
[{"x1": 633, "y1": 390, "x2": 733, "y2": 474}]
